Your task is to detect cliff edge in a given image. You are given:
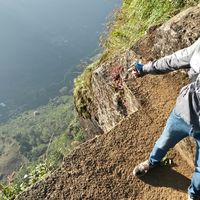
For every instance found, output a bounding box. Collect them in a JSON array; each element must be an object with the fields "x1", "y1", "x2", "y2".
[{"x1": 16, "y1": 5, "x2": 200, "y2": 200}]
